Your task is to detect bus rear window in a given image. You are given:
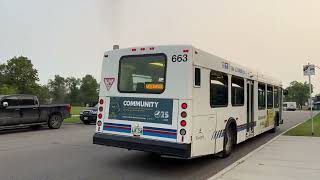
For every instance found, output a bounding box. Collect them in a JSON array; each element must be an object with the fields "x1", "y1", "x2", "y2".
[{"x1": 118, "y1": 54, "x2": 167, "y2": 94}]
